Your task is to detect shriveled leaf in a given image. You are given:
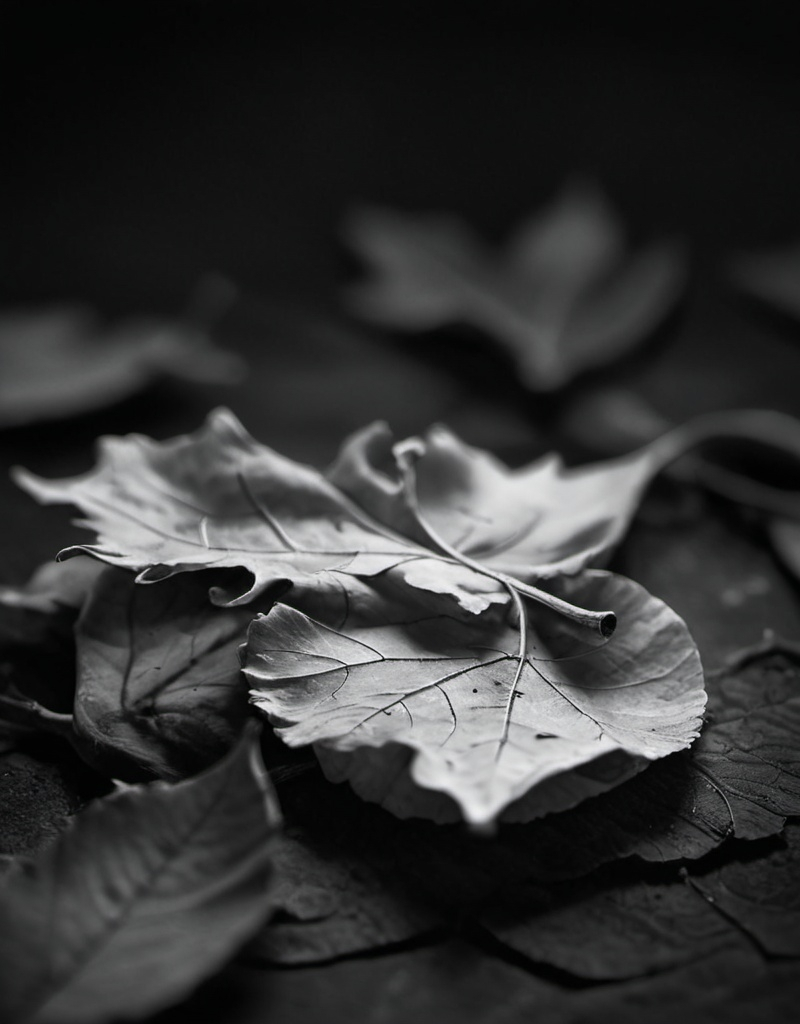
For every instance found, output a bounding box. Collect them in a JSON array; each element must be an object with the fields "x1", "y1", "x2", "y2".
[
  {"x1": 731, "y1": 241, "x2": 800, "y2": 322},
  {"x1": 0, "y1": 305, "x2": 244, "y2": 428},
  {"x1": 0, "y1": 726, "x2": 279, "y2": 1024},
  {"x1": 13, "y1": 408, "x2": 505, "y2": 616},
  {"x1": 245, "y1": 570, "x2": 704, "y2": 826},
  {"x1": 480, "y1": 867, "x2": 753, "y2": 980},
  {"x1": 70, "y1": 566, "x2": 255, "y2": 781},
  {"x1": 343, "y1": 181, "x2": 685, "y2": 390}
]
